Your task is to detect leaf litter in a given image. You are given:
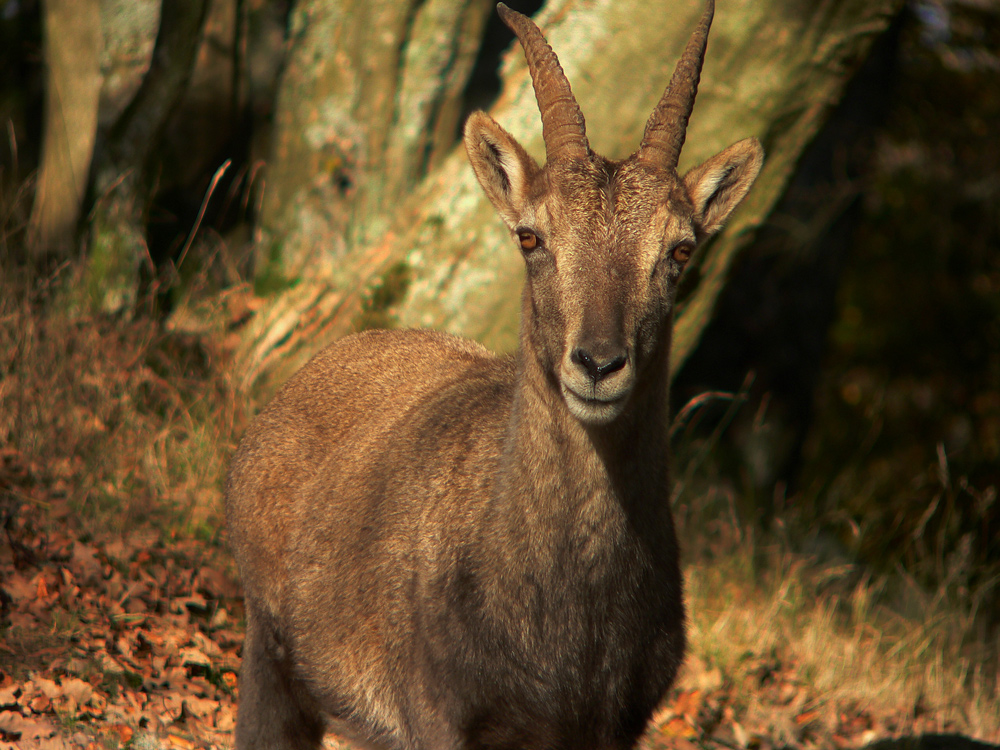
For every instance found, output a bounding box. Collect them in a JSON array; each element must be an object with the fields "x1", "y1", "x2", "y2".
[
  {"x1": 2, "y1": 444, "x2": 997, "y2": 750},
  {"x1": 1, "y1": 447, "x2": 241, "y2": 749}
]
